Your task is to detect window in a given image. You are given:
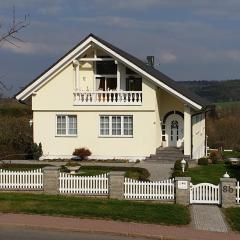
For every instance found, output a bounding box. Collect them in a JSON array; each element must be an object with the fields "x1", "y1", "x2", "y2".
[
  {"x1": 100, "y1": 115, "x2": 133, "y2": 137},
  {"x1": 126, "y1": 77, "x2": 142, "y2": 91},
  {"x1": 96, "y1": 59, "x2": 117, "y2": 75},
  {"x1": 100, "y1": 116, "x2": 109, "y2": 135},
  {"x1": 56, "y1": 115, "x2": 77, "y2": 136},
  {"x1": 123, "y1": 116, "x2": 133, "y2": 135}
]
